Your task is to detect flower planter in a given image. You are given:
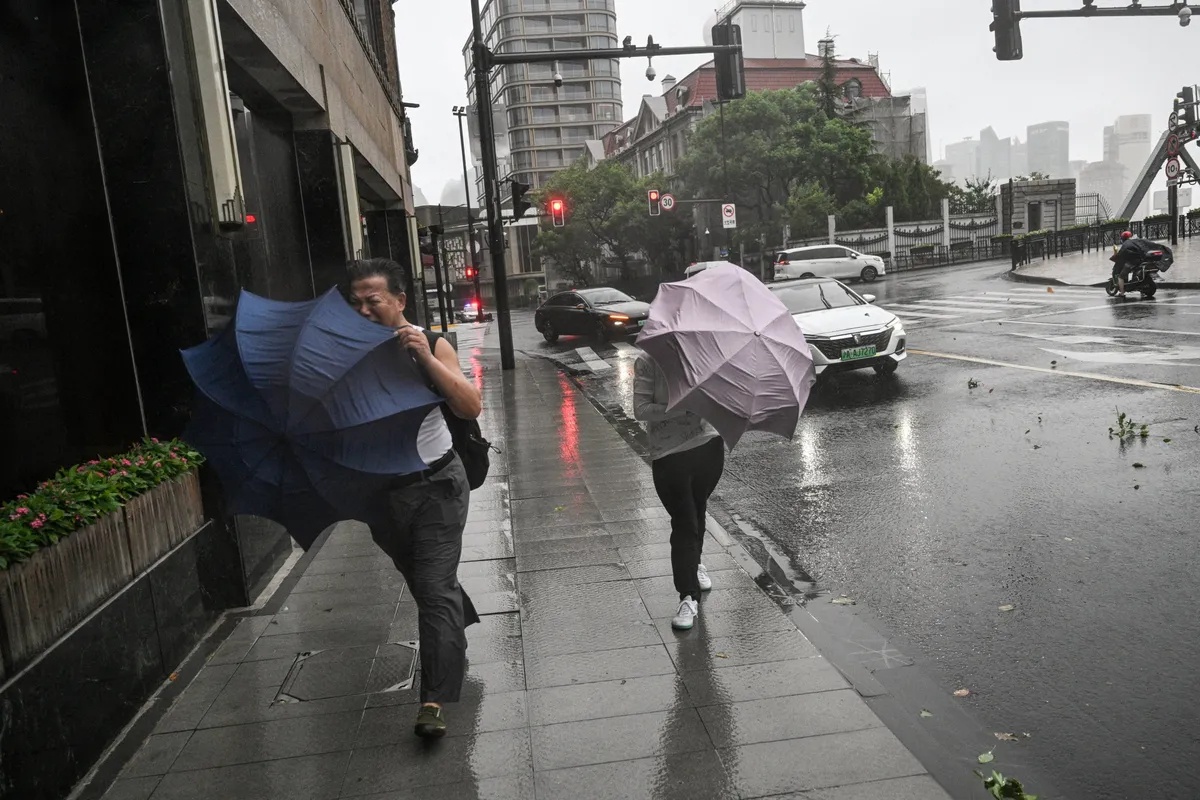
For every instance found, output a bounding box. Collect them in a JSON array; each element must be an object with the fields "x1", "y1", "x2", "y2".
[
  {"x1": 123, "y1": 471, "x2": 204, "y2": 574},
  {"x1": 0, "y1": 511, "x2": 133, "y2": 673}
]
